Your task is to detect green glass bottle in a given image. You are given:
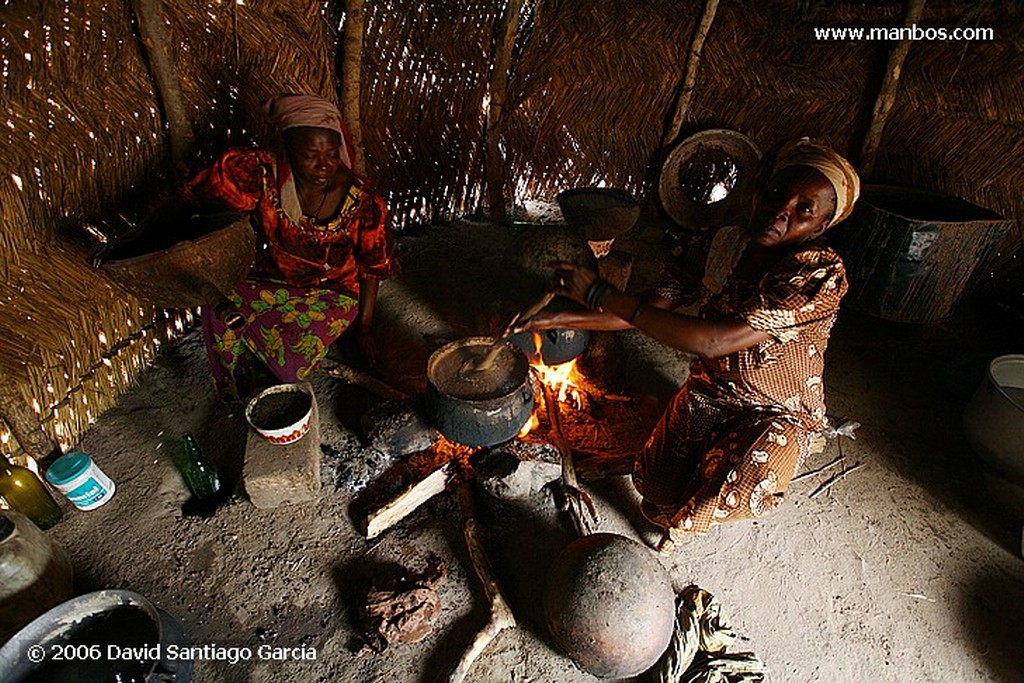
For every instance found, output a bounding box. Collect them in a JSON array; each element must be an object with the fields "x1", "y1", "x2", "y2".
[
  {"x1": 173, "y1": 433, "x2": 221, "y2": 500},
  {"x1": 0, "y1": 455, "x2": 62, "y2": 530}
]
